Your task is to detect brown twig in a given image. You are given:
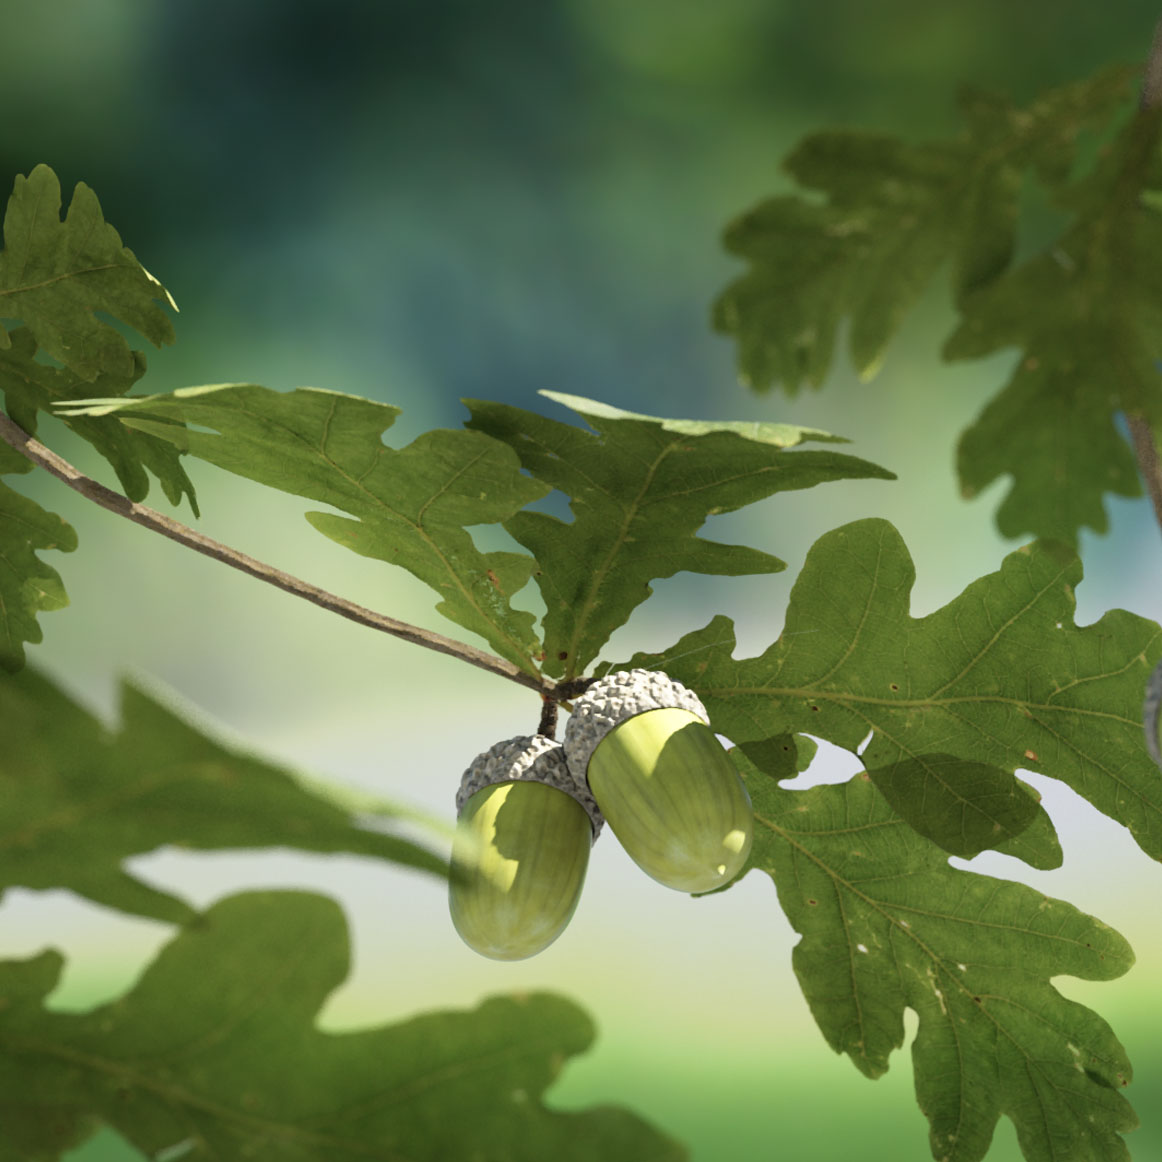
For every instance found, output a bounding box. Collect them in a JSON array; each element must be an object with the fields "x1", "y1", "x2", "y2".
[
  {"x1": 0, "y1": 410, "x2": 548, "y2": 694},
  {"x1": 1127, "y1": 414, "x2": 1162, "y2": 532}
]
